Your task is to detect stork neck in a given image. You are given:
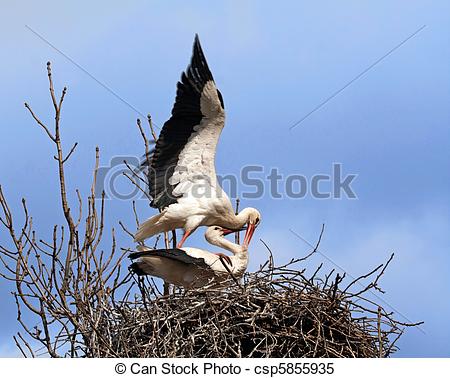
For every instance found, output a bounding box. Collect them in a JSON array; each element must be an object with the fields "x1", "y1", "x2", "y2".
[
  {"x1": 211, "y1": 236, "x2": 246, "y2": 257},
  {"x1": 223, "y1": 208, "x2": 251, "y2": 229}
]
